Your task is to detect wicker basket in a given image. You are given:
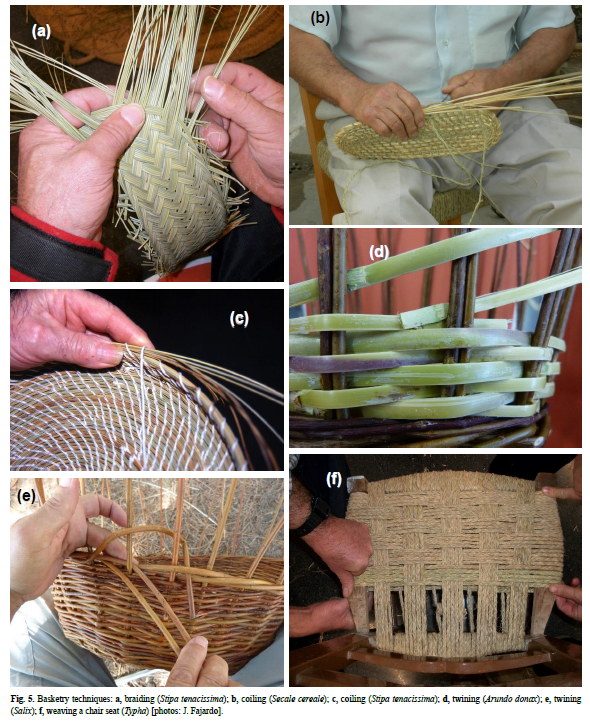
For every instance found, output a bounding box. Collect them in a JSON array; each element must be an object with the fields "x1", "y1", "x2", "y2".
[
  {"x1": 289, "y1": 229, "x2": 581, "y2": 448},
  {"x1": 346, "y1": 472, "x2": 563, "y2": 658},
  {"x1": 53, "y1": 552, "x2": 284, "y2": 674},
  {"x1": 334, "y1": 109, "x2": 502, "y2": 160}
]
